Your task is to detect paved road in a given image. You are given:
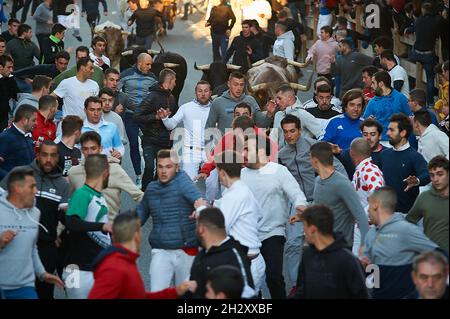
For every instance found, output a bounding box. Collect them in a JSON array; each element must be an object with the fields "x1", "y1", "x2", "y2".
[{"x1": 4, "y1": 0, "x2": 316, "y2": 296}]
